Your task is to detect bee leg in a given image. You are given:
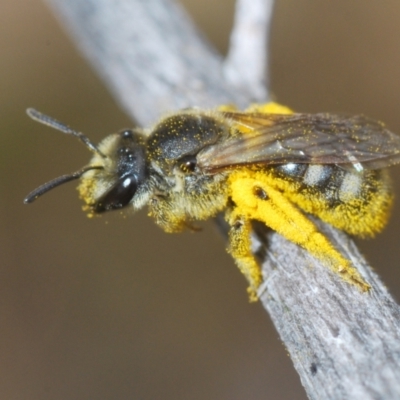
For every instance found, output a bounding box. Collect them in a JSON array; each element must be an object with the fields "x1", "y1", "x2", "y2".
[
  {"x1": 228, "y1": 170, "x2": 371, "y2": 292},
  {"x1": 225, "y1": 208, "x2": 263, "y2": 302},
  {"x1": 148, "y1": 196, "x2": 186, "y2": 233}
]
